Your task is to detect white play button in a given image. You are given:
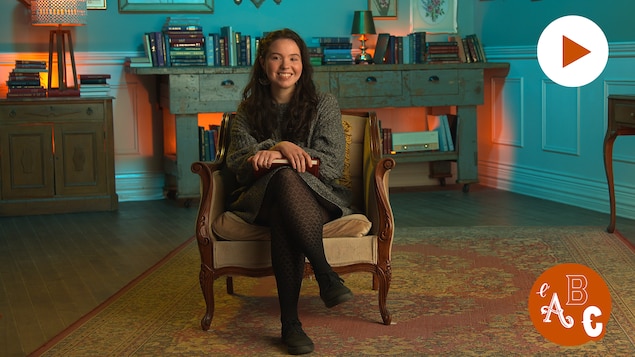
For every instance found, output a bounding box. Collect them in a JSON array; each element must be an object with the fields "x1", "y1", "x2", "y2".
[{"x1": 537, "y1": 15, "x2": 608, "y2": 87}]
